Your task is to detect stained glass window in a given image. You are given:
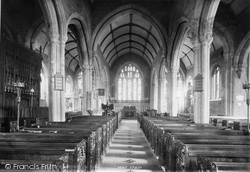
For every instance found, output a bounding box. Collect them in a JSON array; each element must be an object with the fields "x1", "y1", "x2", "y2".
[{"x1": 118, "y1": 64, "x2": 141, "y2": 100}]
